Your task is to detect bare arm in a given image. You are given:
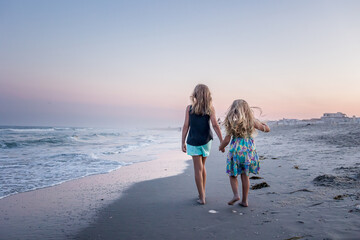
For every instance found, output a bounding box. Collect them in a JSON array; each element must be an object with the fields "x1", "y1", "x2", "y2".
[
  {"x1": 254, "y1": 119, "x2": 270, "y2": 132},
  {"x1": 219, "y1": 135, "x2": 231, "y2": 152},
  {"x1": 210, "y1": 106, "x2": 223, "y2": 143},
  {"x1": 181, "y1": 106, "x2": 190, "y2": 153}
]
